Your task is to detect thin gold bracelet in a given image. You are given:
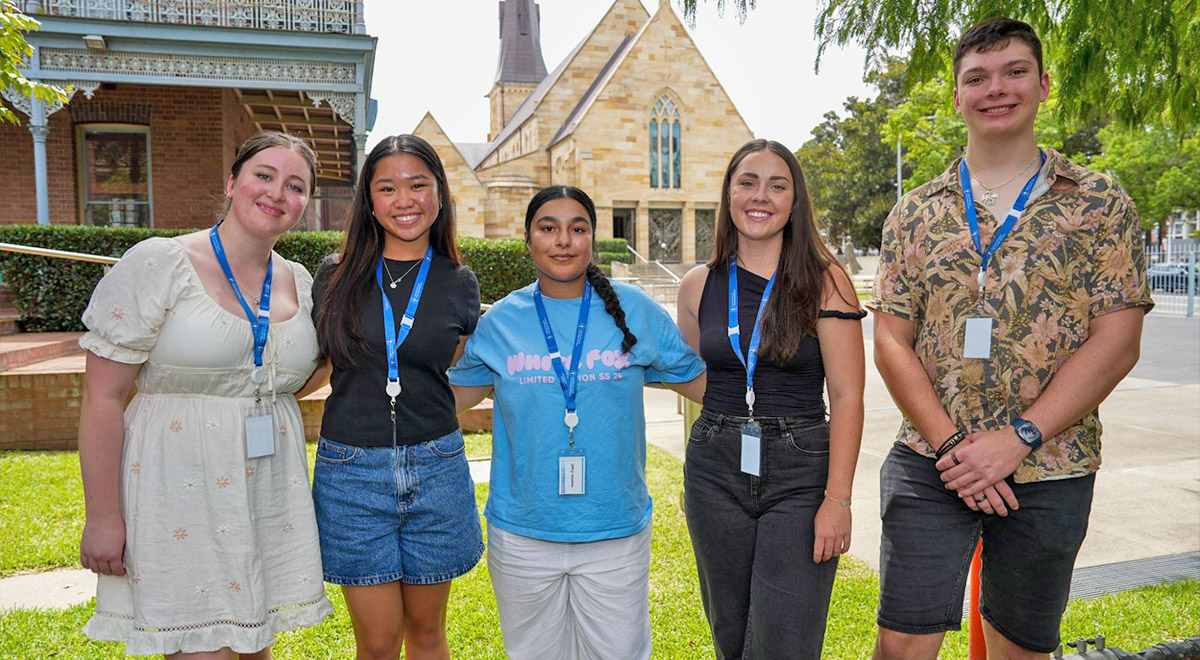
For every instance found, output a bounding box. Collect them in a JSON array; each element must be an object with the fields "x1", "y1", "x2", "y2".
[{"x1": 823, "y1": 493, "x2": 852, "y2": 508}]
